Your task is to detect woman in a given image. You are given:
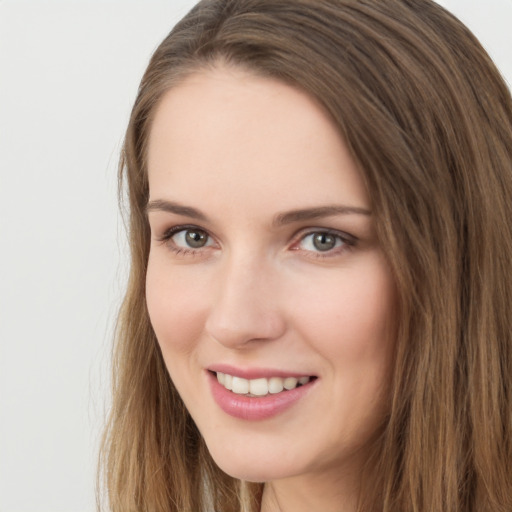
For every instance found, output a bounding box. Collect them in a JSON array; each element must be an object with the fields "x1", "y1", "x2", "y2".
[{"x1": 99, "y1": 1, "x2": 512, "y2": 511}]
